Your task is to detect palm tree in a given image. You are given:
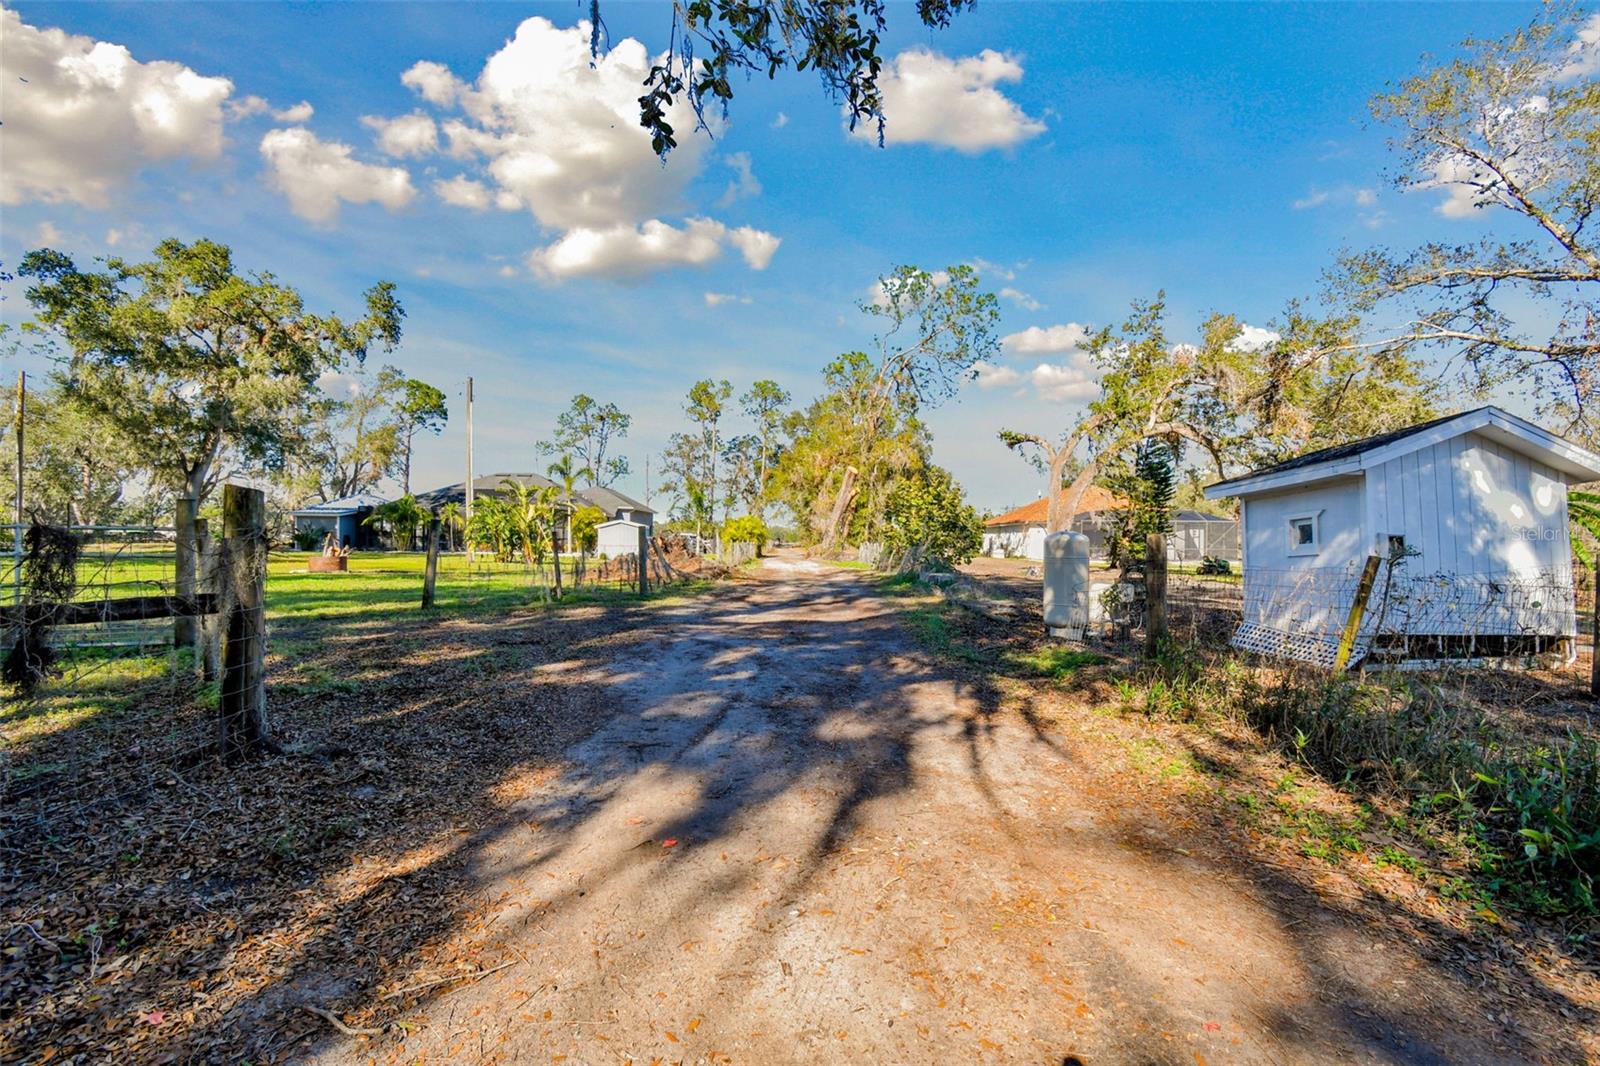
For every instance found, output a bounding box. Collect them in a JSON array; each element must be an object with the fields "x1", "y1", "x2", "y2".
[
  {"x1": 499, "y1": 478, "x2": 561, "y2": 594},
  {"x1": 363, "y1": 494, "x2": 428, "y2": 550},
  {"x1": 467, "y1": 495, "x2": 514, "y2": 562},
  {"x1": 1570, "y1": 491, "x2": 1600, "y2": 568},
  {"x1": 546, "y1": 453, "x2": 593, "y2": 561},
  {"x1": 438, "y1": 501, "x2": 464, "y2": 552}
]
